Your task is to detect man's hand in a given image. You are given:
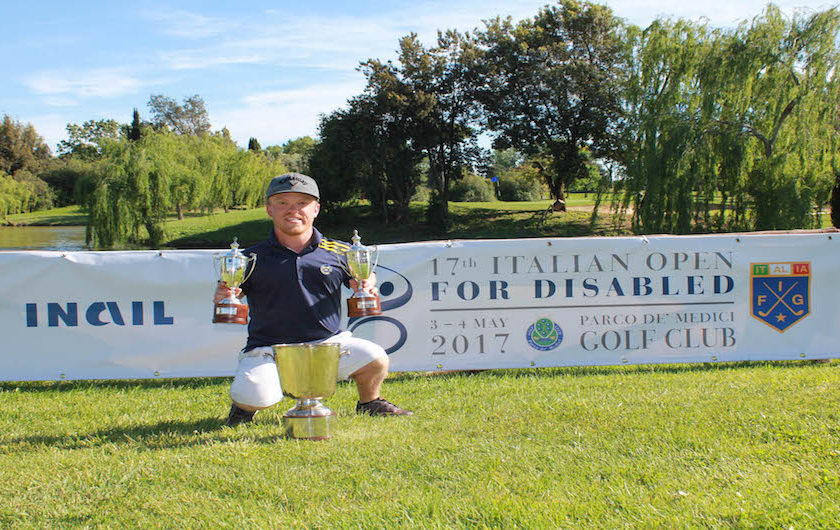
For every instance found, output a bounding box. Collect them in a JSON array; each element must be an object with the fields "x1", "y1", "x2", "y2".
[
  {"x1": 214, "y1": 281, "x2": 241, "y2": 304},
  {"x1": 349, "y1": 272, "x2": 378, "y2": 295}
]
